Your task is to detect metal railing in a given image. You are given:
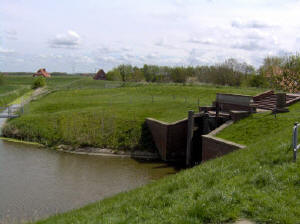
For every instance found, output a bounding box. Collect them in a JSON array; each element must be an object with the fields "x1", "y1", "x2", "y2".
[
  {"x1": 0, "y1": 105, "x2": 24, "y2": 118},
  {"x1": 293, "y1": 122, "x2": 300, "y2": 162}
]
